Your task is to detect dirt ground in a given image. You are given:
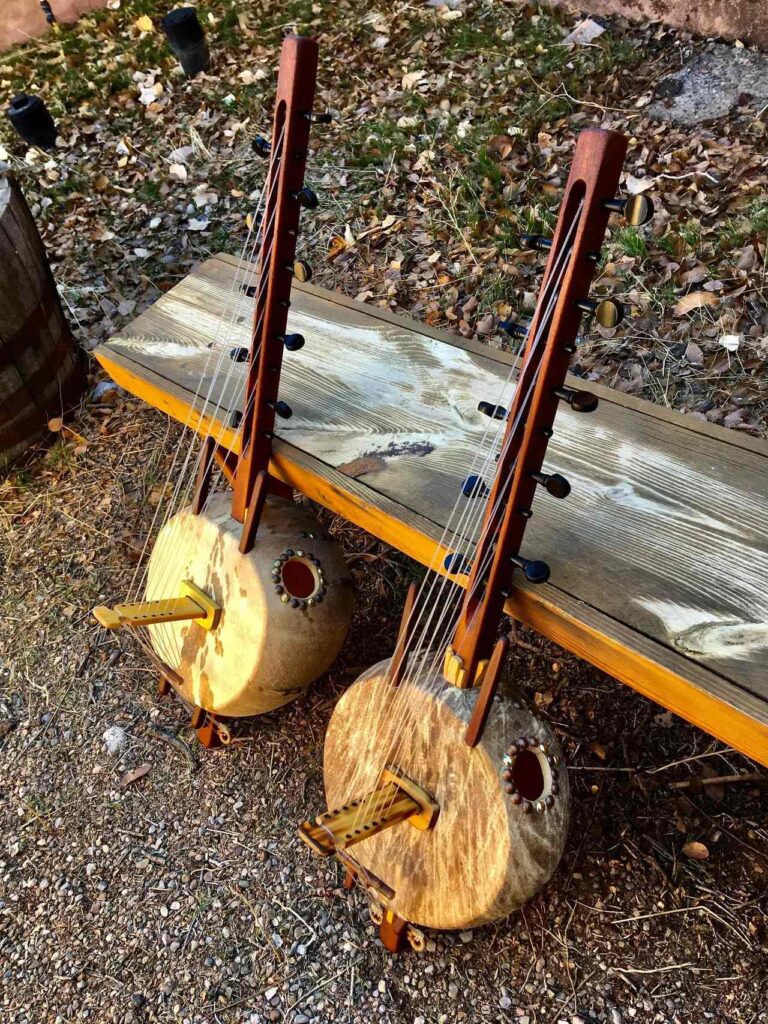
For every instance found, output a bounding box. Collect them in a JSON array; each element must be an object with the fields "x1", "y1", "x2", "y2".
[{"x1": 1, "y1": 2, "x2": 767, "y2": 1022}]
